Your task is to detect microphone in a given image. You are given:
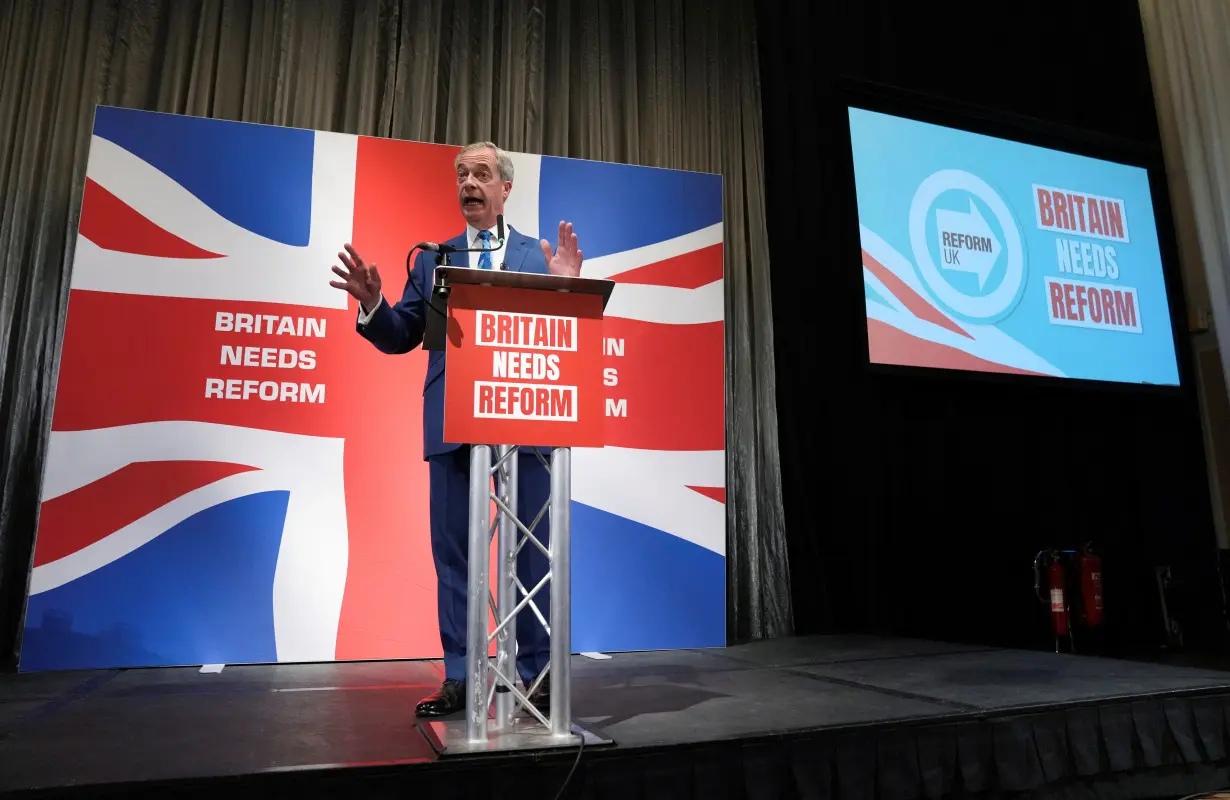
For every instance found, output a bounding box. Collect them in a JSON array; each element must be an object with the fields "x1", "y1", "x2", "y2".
[
  {"x1": 405, "y1": 215, "x2": 510, "y2": 321},
  {"x1": 414, "y1": 218, "x2": 508, "y2": 259},
  {"x1": 413, "y1": 241, "x2": 457, "y2": 254},
  {"x1": 497, "y1": 214, "x2": 507, "y2": 270}
]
